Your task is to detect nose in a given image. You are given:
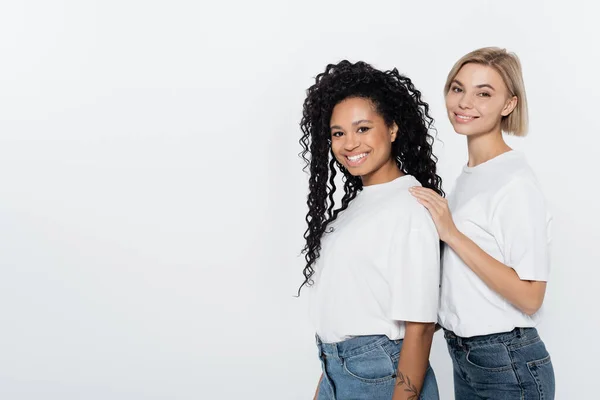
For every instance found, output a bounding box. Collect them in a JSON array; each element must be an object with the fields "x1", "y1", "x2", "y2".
[
  {"x1": 458, "y1": 93, "x2": 473, "y2": 110},
  {"x1": 343, "y1": 132, "x2": 360, "y2": 151}
]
